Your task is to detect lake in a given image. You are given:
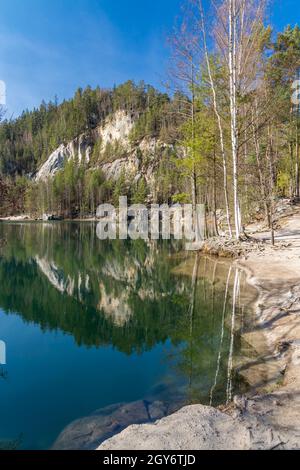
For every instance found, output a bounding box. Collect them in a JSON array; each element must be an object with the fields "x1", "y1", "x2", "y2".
[{"x1": 0, "y1": 222, "x2": 256, "y2": 449}]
